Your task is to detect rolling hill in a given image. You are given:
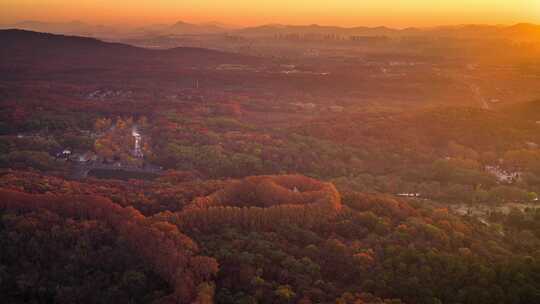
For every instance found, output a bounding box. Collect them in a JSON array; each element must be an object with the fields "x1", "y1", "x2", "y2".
[
  {"x1": 0, "y1": 29, "x2": 262, "y2": 82},
  {"x1": 0, "y1": 29, "x2": 256, "y2": 62}
]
